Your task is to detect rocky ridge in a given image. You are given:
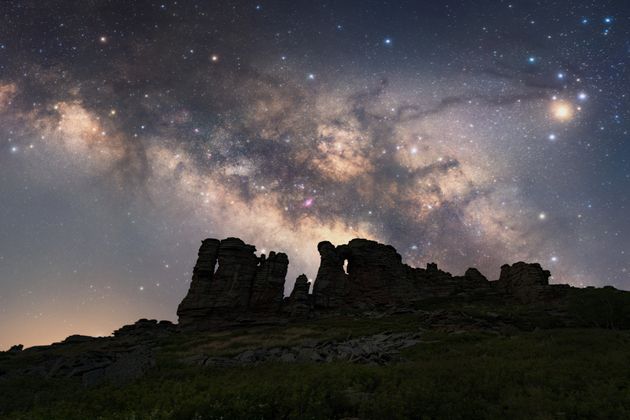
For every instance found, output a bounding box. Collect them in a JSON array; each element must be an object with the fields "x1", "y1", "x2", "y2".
[
  {"x1": 1, "y1": 236, "x2": 576, "y2": 387},
  {"x1": 177, "y1": 237, "x2": 568, "y2": 328}
]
